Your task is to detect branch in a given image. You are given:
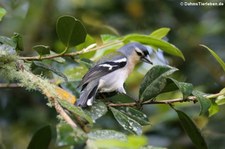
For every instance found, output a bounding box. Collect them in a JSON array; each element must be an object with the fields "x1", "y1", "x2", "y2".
[
  {"x1": 0, "y1": 56, "x2": 79, "y2": 130},
  {"x1": 48, "y1": 95, "x2": 78, "y2": 128},
  {"x1": 0, "y1": 83, "x2": 21, "y2": 88},
  {"x1": 20, "y1": 41, "x2": 122, "y2": 61},
  {"x1": 107, "y1": 93, "x2": 224, "y2": 107}
]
